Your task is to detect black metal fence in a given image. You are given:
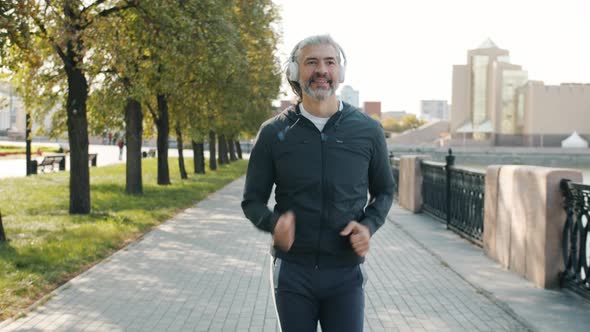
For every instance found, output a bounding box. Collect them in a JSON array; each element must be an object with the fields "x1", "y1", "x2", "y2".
[
  {"x1": 421, "y1": 160, "x2": 447, "y2": 221},
  {"x1": 421, "y1": 152, "x2": 485, "y2": 245},
  {"x1": 391, "y1": 151, "x2": 590, "y2": 298},
  {"x1": 390, "y1": 150, "x2": 485, "y2": 245},
  {"x1": 448, "y1": 167, "x2": 485, "y2": 244},
  {"x1": 560, "y1": 179, "x2": 590, "y2": 300}
]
